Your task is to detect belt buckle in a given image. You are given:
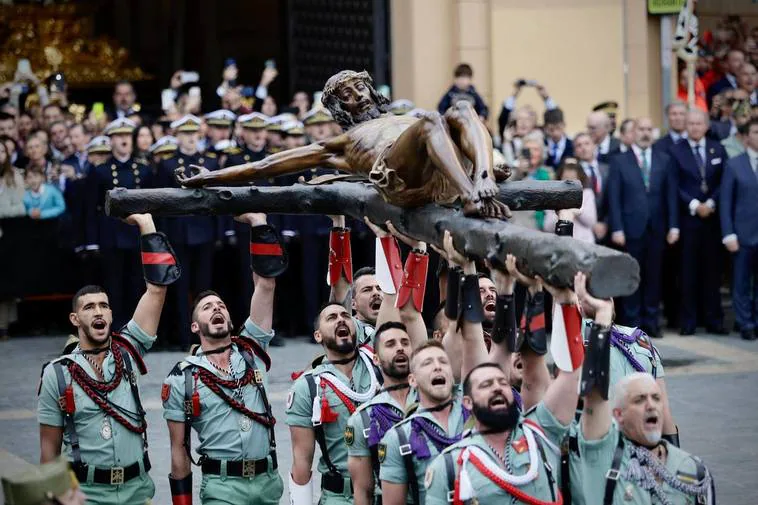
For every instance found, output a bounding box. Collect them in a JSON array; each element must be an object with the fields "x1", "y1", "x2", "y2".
[
  {"x1": 184, "y1": 400, "x2": 193, "y2": 416},
  {"x1": 606, "y1": 468, "x2": 620, "y2": 481},
  {"x1": 110, "y1": 466, "x2": 125, "y2": 485},
  {"x1": 242, "y1": 459, "x2": 256, "y2": 478}
]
